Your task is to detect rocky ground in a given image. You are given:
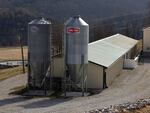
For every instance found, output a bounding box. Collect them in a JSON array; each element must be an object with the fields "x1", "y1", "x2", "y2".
[
  {"x1": 89, "y1": 98, "x2": 150, "y2": 113},
  {"x1": 0, "y1": 62, "x2": 150, "y2": 113}
]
